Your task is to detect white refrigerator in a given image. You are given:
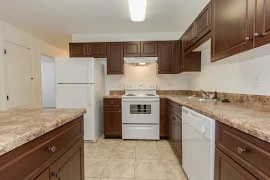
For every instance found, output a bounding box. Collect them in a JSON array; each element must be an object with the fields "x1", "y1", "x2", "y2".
[{"x1": 55, "y1": 58, "x2": 105, "y2": 141}]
